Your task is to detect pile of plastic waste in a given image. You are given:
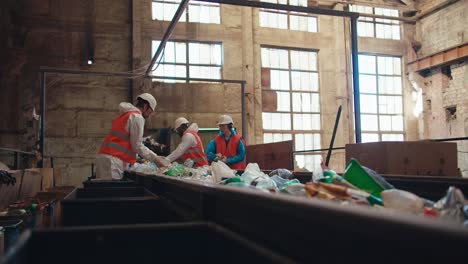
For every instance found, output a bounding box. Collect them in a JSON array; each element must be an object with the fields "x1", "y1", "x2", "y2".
[{"x1": 129, "y1": 157, "x2": 468, "y2": 226}]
